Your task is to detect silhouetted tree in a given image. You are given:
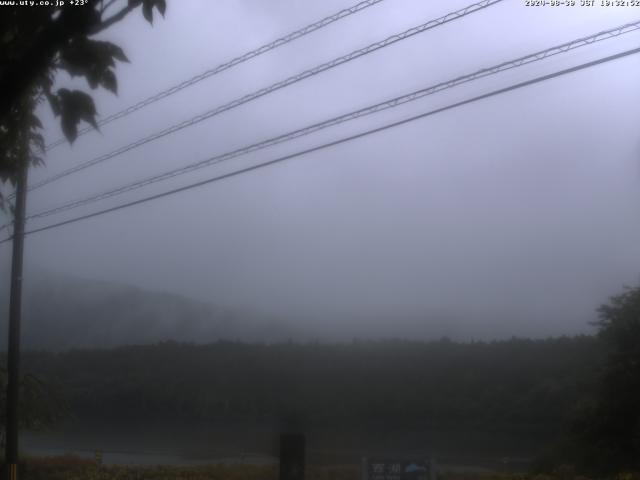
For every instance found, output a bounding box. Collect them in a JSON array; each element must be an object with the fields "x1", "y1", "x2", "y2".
[
  {"x1": 571, "y1": 285, "x2": 640, "y2": 473},
  {"x1": 0, "y1": 0, "x2": 167, "y2": 208},
  {"x1": 0, "y1": 365, "x2": 68, "y2": 447},
  {"x1": 0, "y1": 0, "x2": 168, "y2": 439}
]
